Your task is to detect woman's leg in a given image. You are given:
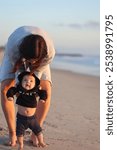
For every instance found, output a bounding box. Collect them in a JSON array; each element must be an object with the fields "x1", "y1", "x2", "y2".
[
  {"x1": 37, "y1": 80, "x2": 51, "y2": 126},
  {"x1": 1, "y1": 79, "x2": 16, "y2": 146}
]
